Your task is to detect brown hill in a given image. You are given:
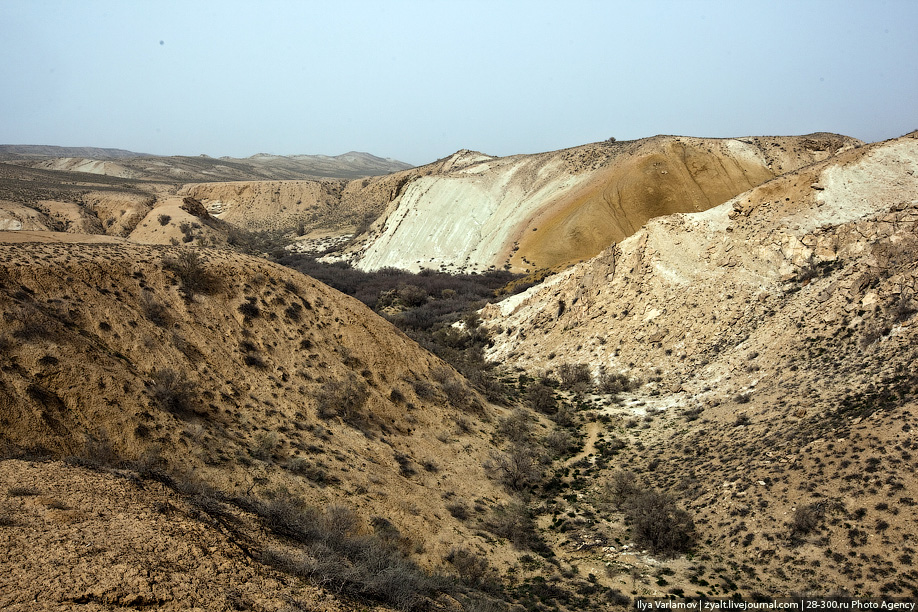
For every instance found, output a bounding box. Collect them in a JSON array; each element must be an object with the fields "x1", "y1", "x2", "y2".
[
  {"x1": 511, "y1": 134, "x2": 855, "y2": 271},
  {"x1": 0, "y1": 148, "x2": 411, "y2": 245},
  {"x1": 479, "y1": 132, "x2": 918, "y2": 596},
  {"x1": 0, "y1": 241, "x2": 520, "y2": 596},
  {"x1": 343, "y1": 134, "x2": 859, "y2": 274}
]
